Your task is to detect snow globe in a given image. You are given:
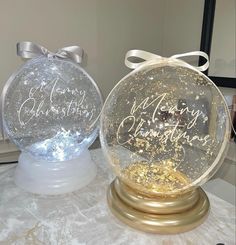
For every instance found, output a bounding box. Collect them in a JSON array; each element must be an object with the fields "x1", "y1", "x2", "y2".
[
  {"x1": 1, "y1": 43, "x2": 103, "y2": 195},
  {"x1": 100, "y1": 50, "x2": 230, "y2": 233}
]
